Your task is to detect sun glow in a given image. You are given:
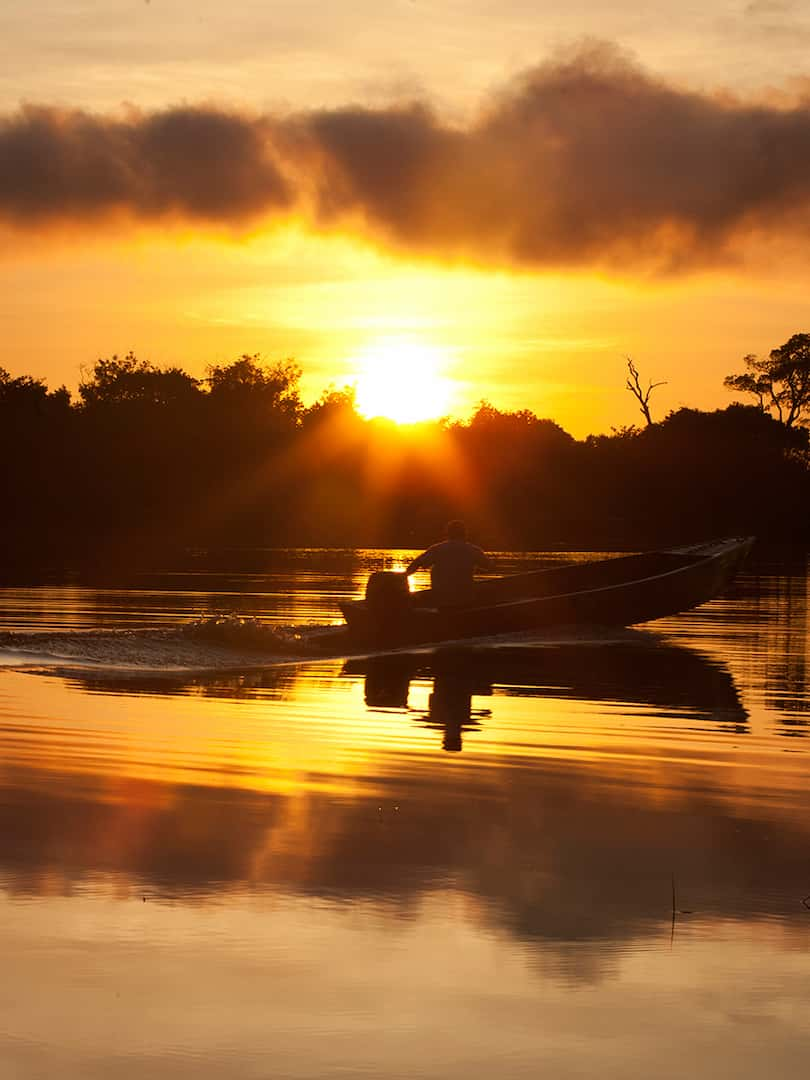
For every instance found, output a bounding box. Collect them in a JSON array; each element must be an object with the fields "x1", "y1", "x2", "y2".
[{"x1": 352, "y1": 337, "x2": 456, "y2": 424}]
